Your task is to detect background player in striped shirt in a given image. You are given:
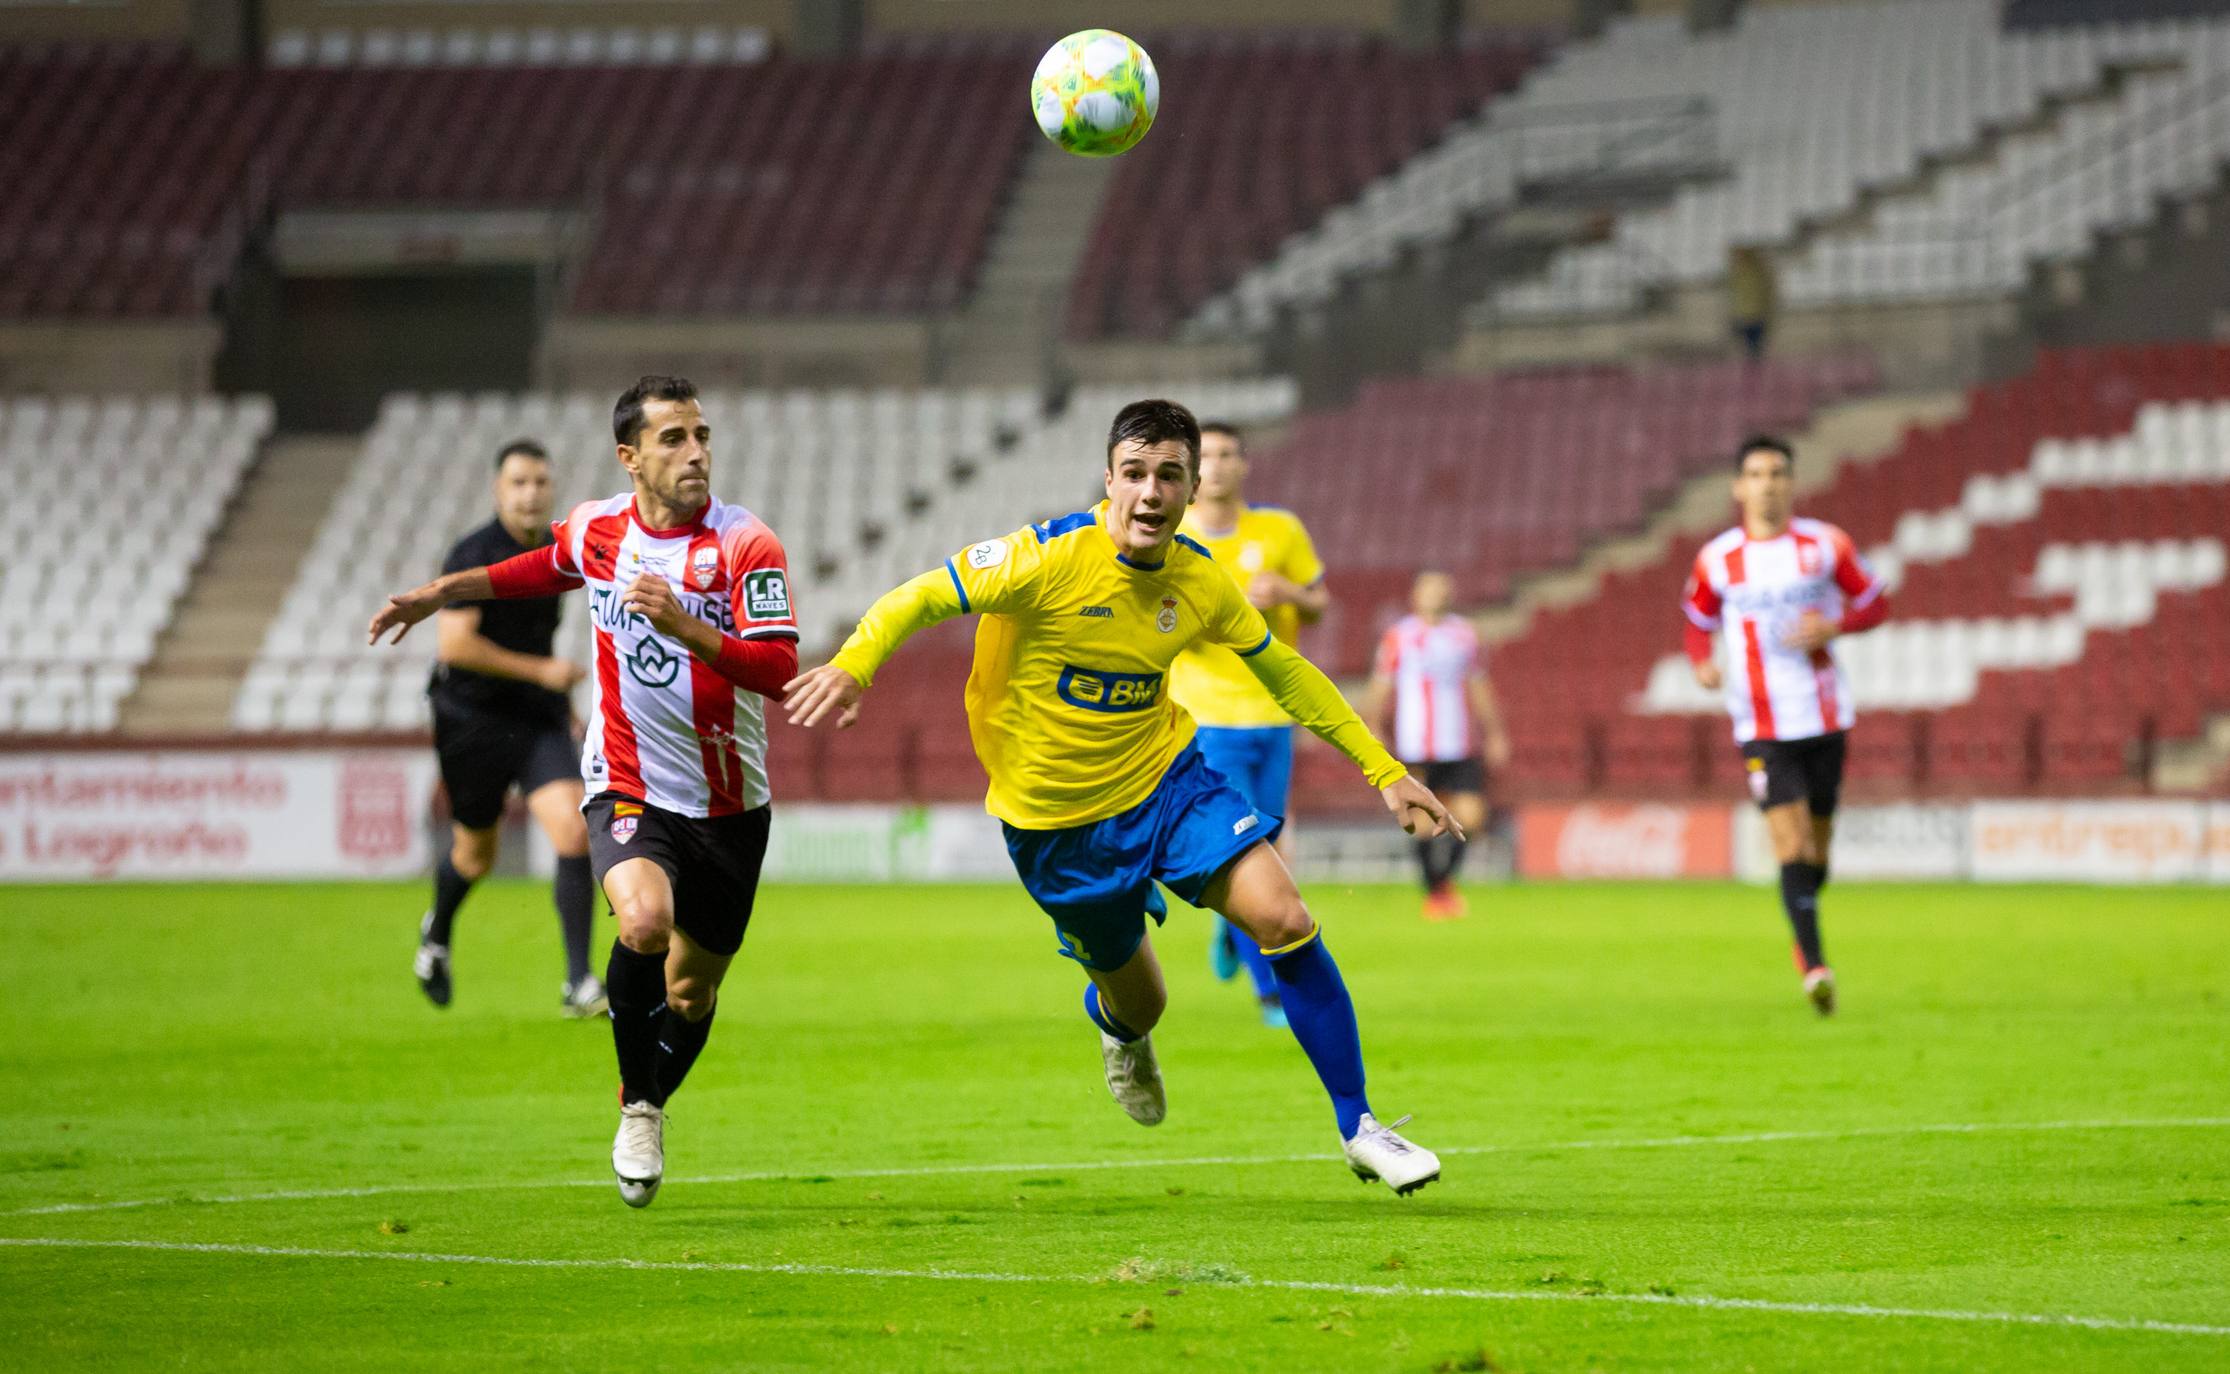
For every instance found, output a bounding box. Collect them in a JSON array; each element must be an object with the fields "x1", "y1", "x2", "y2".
[
  {"x1": 1364, "y1": 571, "x2": 1511, "y2": 920},
  {"x1": 413, "y1": 439, "x2": 602, "y2": 1019},
  {"x1": 1170, "y1": 420, "x2": 1327, "y2": 1028},
  {"x1": 783, "y1": 400, "x2": 1458, "y2": 1194},
  {"x1": 369, "y1": 375, "x2": 799, "y2": 1206},
  {"x1": 1684, "y1": 436, "x2": 1890, "y2": 1015}
]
